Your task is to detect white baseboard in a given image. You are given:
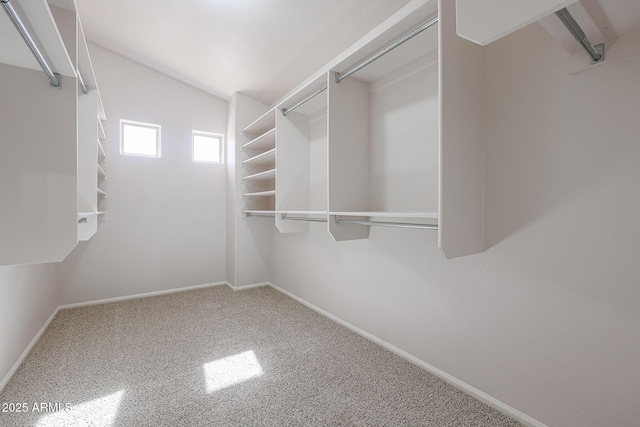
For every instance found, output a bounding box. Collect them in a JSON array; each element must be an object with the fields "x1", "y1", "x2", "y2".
[
  {"x1": 226, "y1": 281, "x2": 270, "y2": 292},
  {"x1": 267, "y1": 282, "x2": 547, "y2": 427},
  {"x1": 0, "y1": 306, "x2": 60, "y2": 394},
  {"x1": 58, "y1": 281, "x2": 228, "y2": 310}
]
